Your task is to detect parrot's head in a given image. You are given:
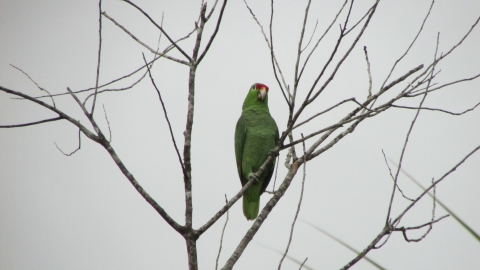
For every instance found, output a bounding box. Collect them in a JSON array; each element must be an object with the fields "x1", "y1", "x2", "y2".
[
  {"x1": 251, "y1": 83, "x2": 269, "y2": 101},
  {"x1": 243, "y1": 83, "x2": 270, "y2": 110}
]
